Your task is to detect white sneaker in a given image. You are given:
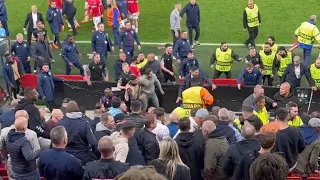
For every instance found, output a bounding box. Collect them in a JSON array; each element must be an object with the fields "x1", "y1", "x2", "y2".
[{"x1": 196, "y1": 41, "x2": 200, "y2": 46}]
